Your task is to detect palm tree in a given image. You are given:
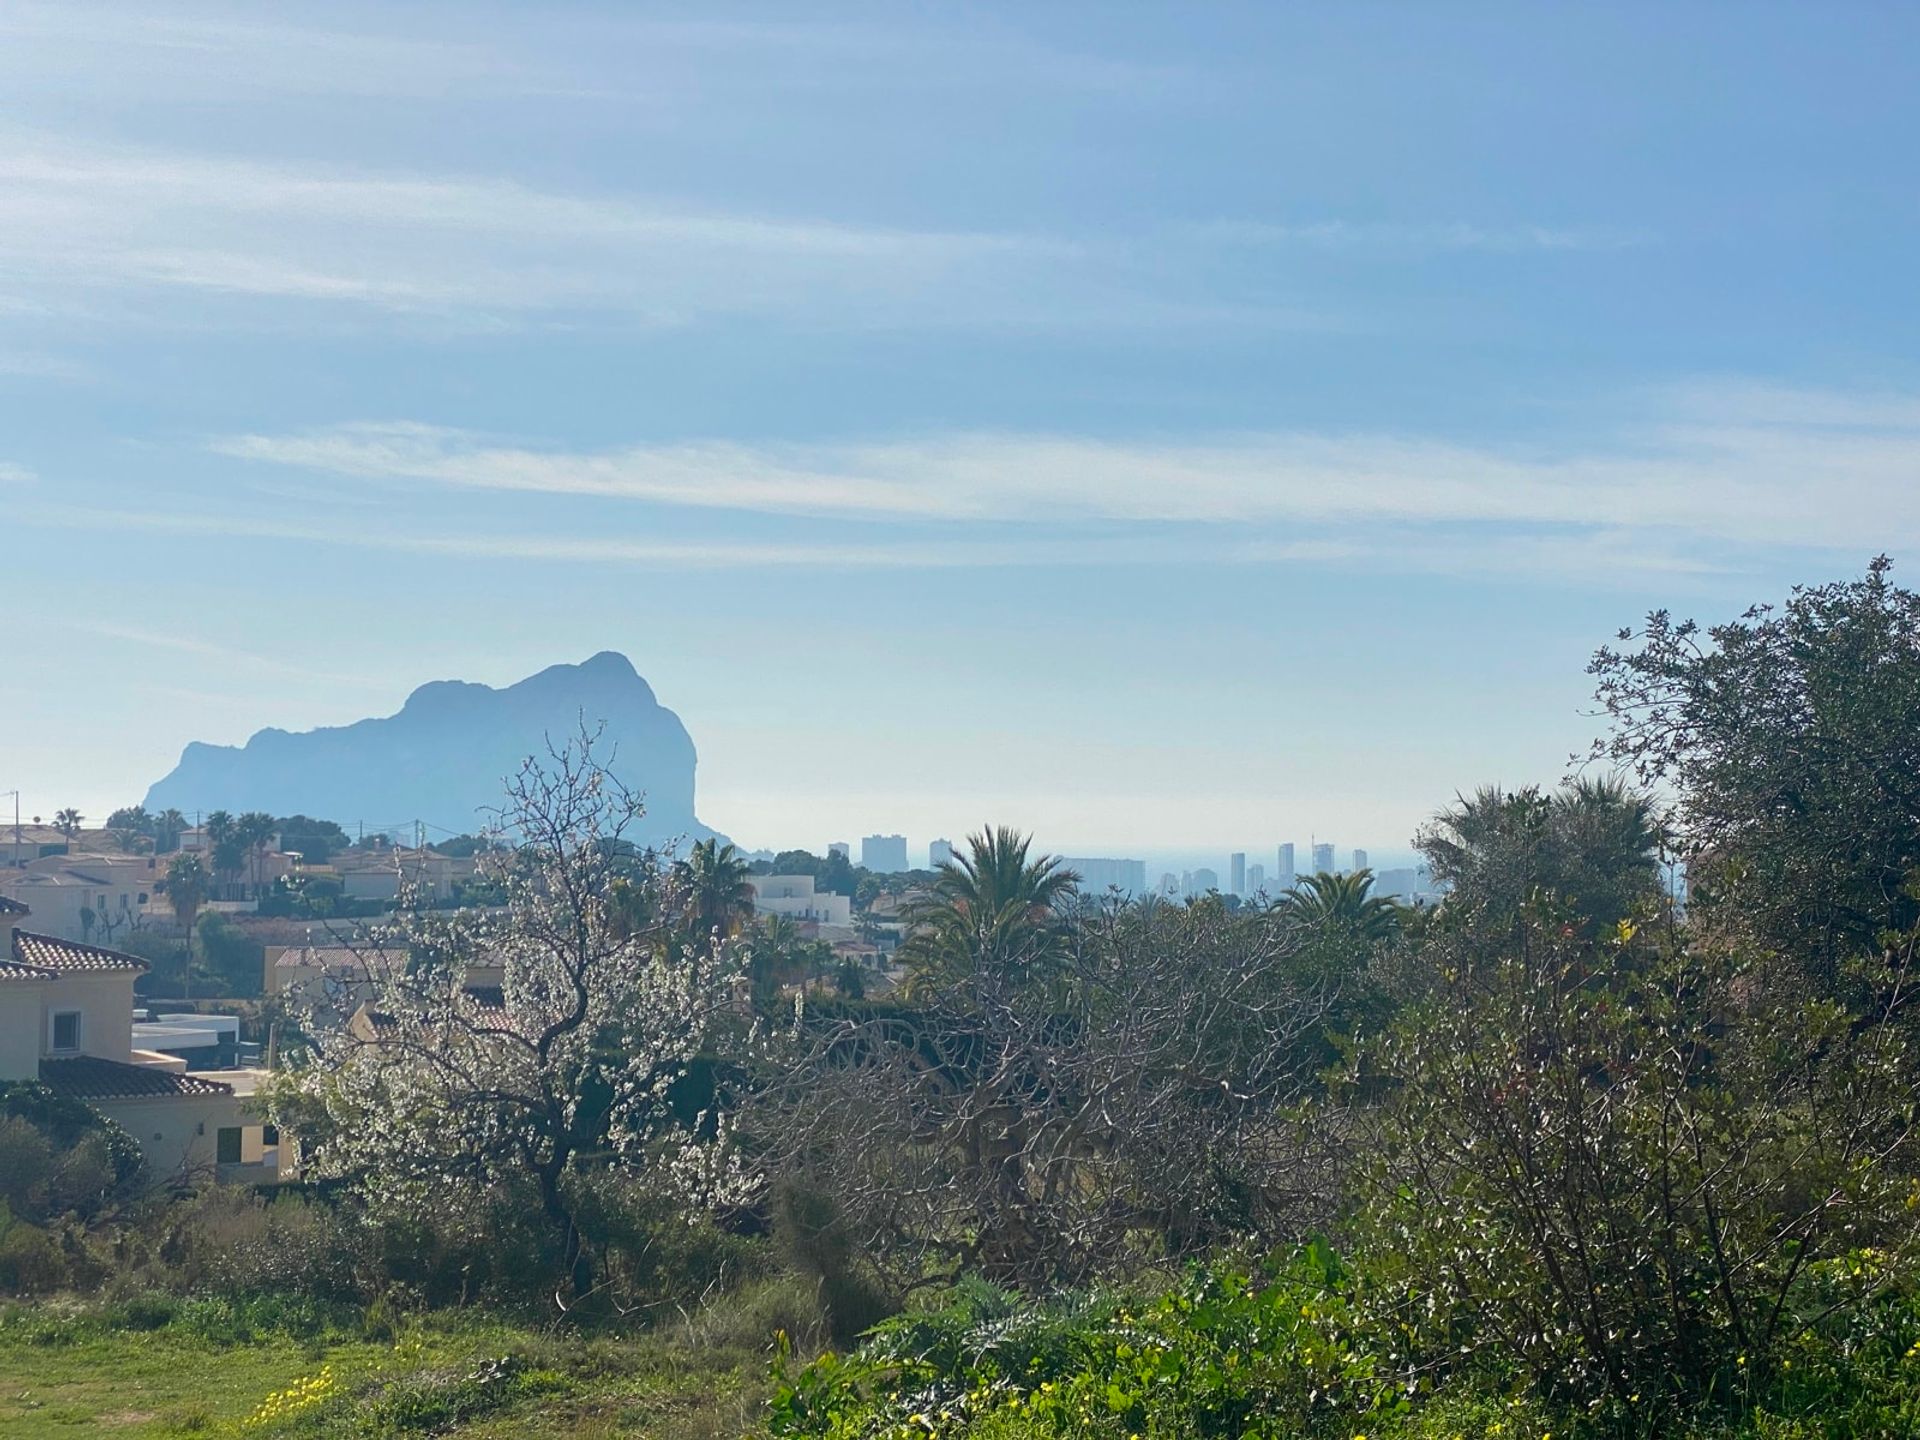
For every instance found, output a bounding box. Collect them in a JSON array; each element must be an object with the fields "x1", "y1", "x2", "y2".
[
  {"x1": 1546, "y1": 775, "x2": 1663, "y2": 931},
  {"x1": 160, "y1": 852, "x2": 209, "y2": 932},
  {"x1": 159, "y1": 852, "x2": 209, "y2": 1000},
  {"x1": 53, "y1": 808, "x2": 83, "y2": 848},
  {"x1": 747, "y1": 912, "x2": 811, "y2": 1004},
  {"x1": 236, "y1": 812, "x2": 278, "y2": 900},
  {"x1": 675, "y1": 838, "x2": 756, "y2": 942},
  {"x1": 1418, "y1": 777, "x2": 1660, "y2": 932},
  {"x1": 198, "y1": 810, "x2": 244, "y2": 899},
  {"x1": 1417, "y1": 785, "x2": 1547, "y2": 894},
  {"x1": 899, "y1": 826, "x2": 1080, "y2": 994},
  {"x1": 154, "y1": 808, "x2": 188, "y2": 853},
  {"x1": 1282, "y1": 869, "x2": 1402, "y2": 943}
]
